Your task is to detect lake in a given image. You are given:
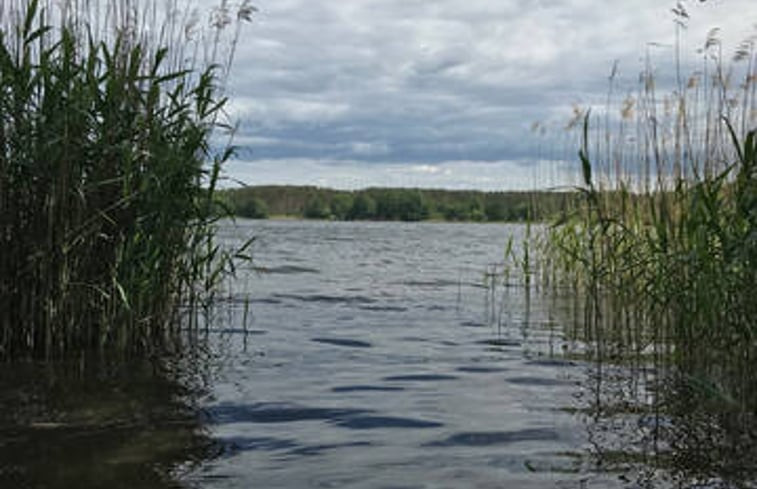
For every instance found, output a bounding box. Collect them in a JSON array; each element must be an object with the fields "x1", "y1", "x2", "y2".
[
  {"x1": 4, "y1": 219, "x2": 747, "y2": 488},
  {"x1": 191, "y1": 219, "x2": 605, "y2": 488}
]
